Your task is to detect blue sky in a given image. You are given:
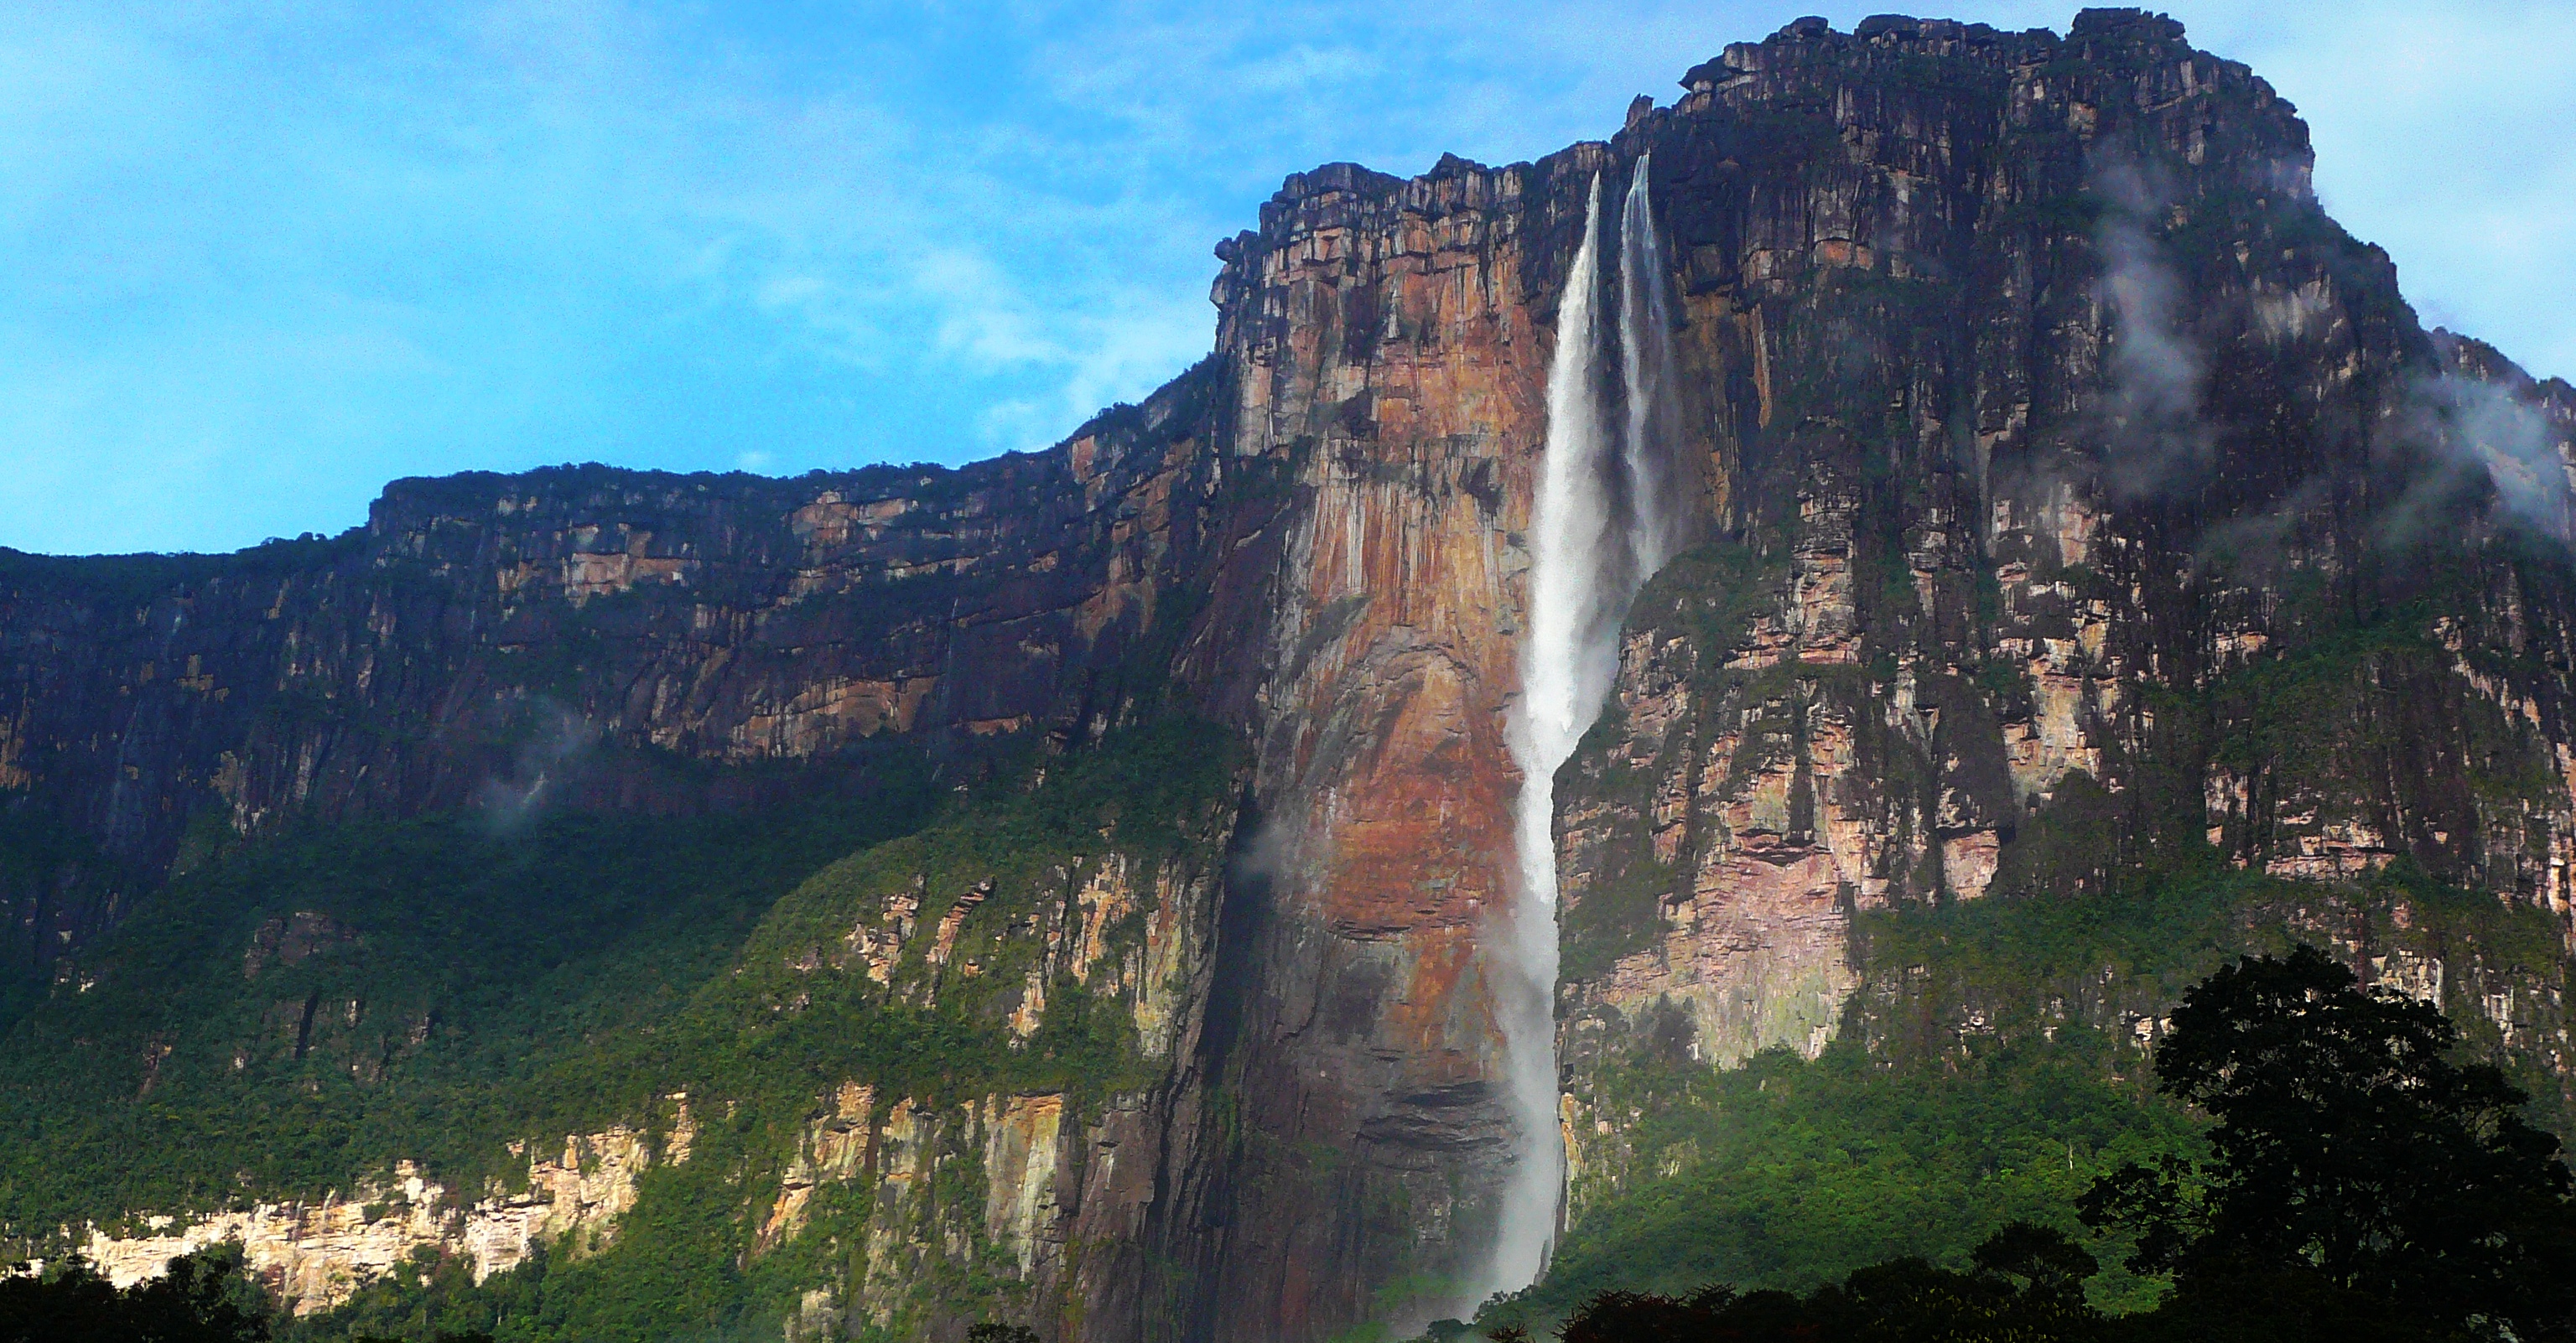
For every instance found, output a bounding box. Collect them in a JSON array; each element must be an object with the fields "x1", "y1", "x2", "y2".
[{"x1": 4, "y1": 2, "x2": 2570, "y2": 556}]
